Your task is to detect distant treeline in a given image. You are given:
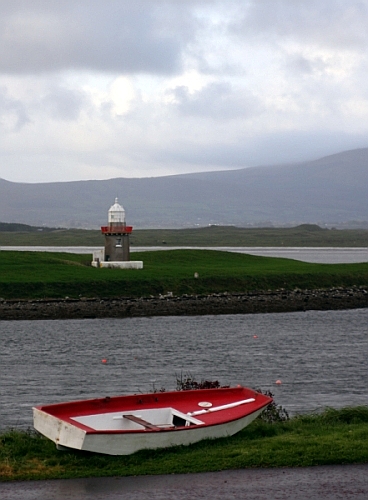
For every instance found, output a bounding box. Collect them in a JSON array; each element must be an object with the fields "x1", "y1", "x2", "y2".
[
  {"x1": 1, "y1": 222, "x2": 368, "y2": 247},
  {"x1": 0, "y1": 222, "x2": 56, "y2": 232}
]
